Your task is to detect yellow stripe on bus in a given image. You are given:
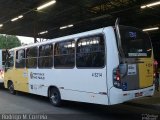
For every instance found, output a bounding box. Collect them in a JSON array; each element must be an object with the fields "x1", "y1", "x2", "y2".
[{"x1": 4, "y1": 68, "x2": 29, "y2": 93}]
